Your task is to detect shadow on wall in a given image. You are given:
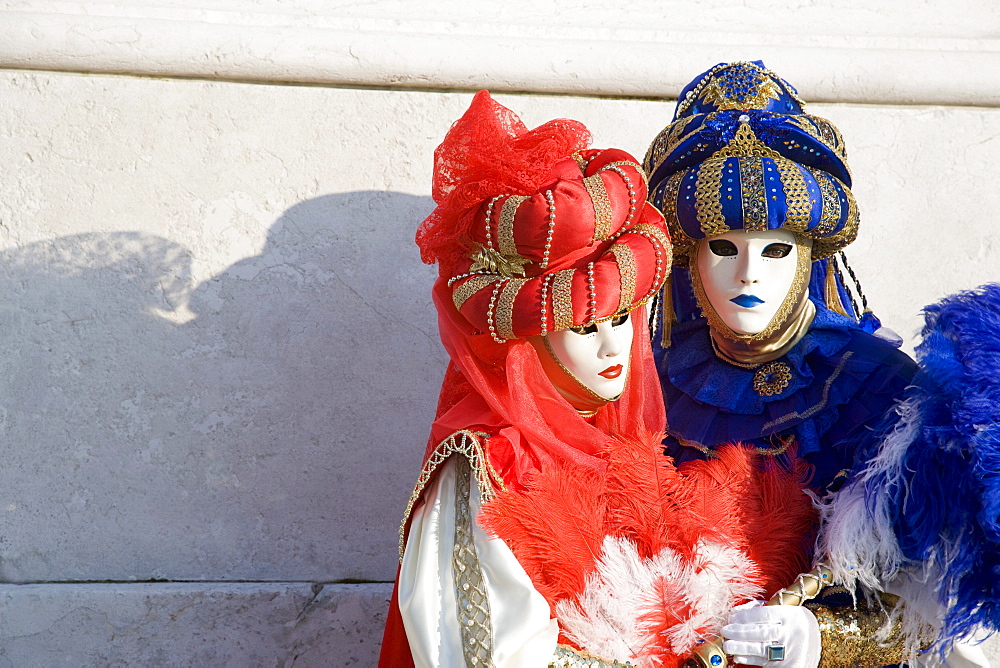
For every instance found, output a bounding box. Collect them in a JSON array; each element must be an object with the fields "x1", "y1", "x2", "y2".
[{"x1": 0, "y1": 191, "x2": 441, "y2": 585}]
